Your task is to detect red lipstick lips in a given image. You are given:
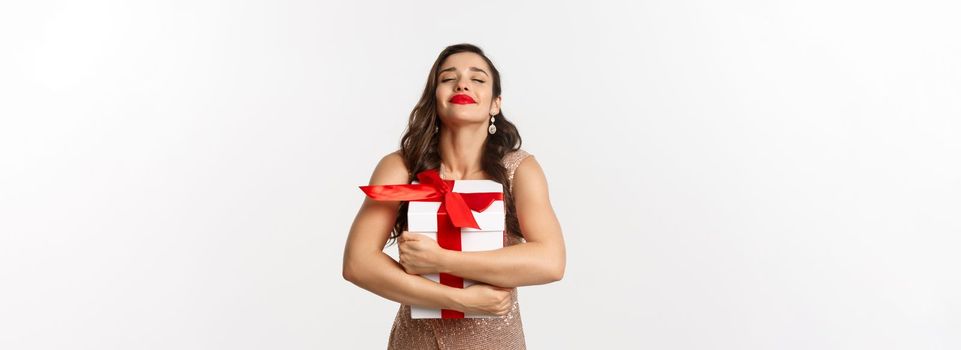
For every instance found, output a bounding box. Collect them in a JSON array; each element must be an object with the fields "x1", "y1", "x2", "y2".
[{"x1": 449, "y1": 94, "x2": 476, "y2": 104}]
